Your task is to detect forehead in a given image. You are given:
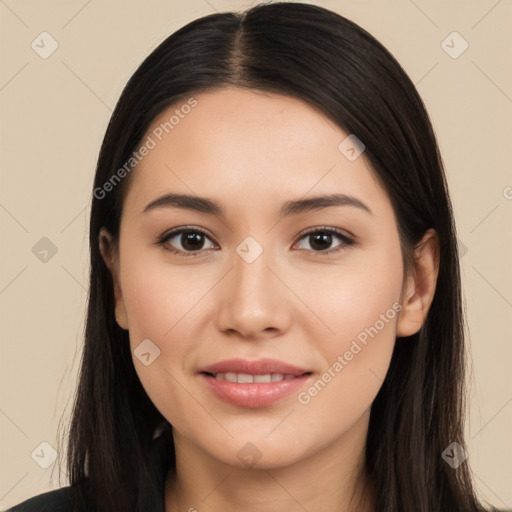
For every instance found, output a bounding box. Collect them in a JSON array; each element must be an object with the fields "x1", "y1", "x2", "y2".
[
  {"x1": 122, "y1": 87, "x2": 389, "y2": 220},
  {"x1": 148, "y1": 87, "x2": 339, "y2": 158}
]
